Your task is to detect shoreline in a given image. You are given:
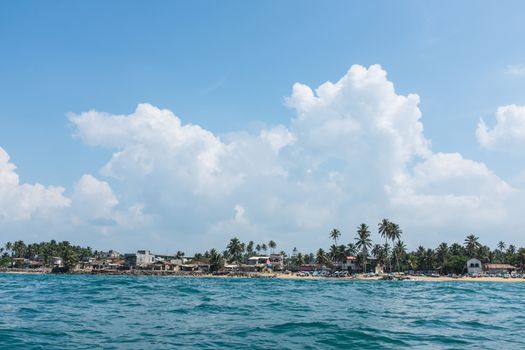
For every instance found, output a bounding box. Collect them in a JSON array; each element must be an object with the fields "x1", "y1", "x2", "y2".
[{"x1": 2, "y1": 269, "x2": 524, "y2": 283}]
